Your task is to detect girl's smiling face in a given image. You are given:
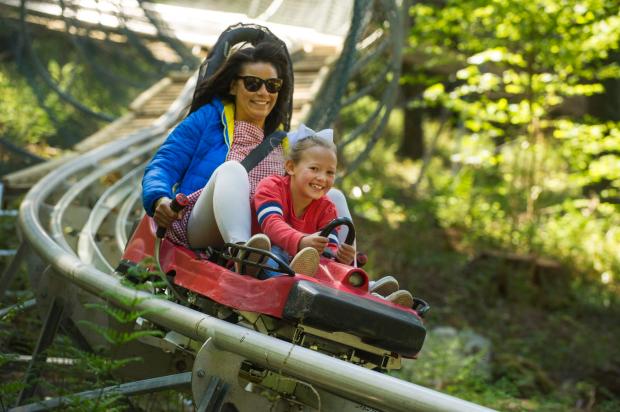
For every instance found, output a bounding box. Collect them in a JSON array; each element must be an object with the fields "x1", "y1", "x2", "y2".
[
  {"x1": 286, "y1": 145, "x2": 337, "y2": 210},
  {"x1": 230, "y1": 61, "x2": 279, "y2": 129}
]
